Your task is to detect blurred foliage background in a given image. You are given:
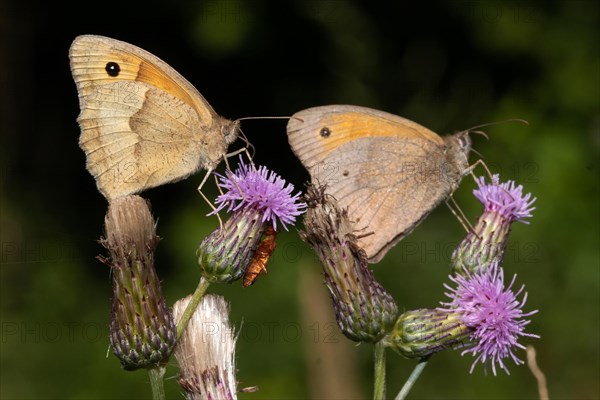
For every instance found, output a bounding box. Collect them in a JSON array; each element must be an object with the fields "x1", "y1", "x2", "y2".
[{"x1": 1, "y1": 0, "x2": 598, "y2": 398}]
